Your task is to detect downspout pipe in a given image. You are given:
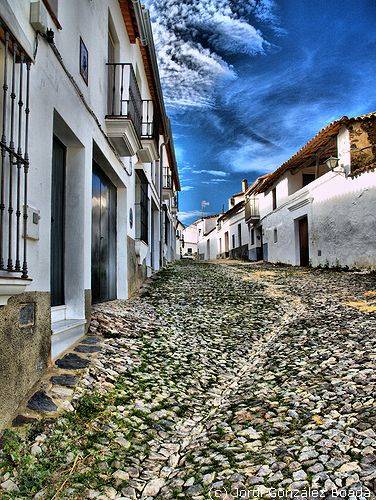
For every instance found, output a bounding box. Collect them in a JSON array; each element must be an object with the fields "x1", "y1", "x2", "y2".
[
  {"x1": 159, "y1": 141, "x2": 168, "y2": 268},
  {"x1": 132, "y1": 0, "x2": 148, "y2": 46}
]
